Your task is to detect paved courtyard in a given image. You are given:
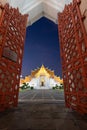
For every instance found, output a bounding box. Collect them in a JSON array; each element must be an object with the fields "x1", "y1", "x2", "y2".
[
  {"x1": 0, "y1": 89, "x2": 87, "y2": 130},
  {"x1": 19, "y1": 89, "x2": 64, "y2": 102}
]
